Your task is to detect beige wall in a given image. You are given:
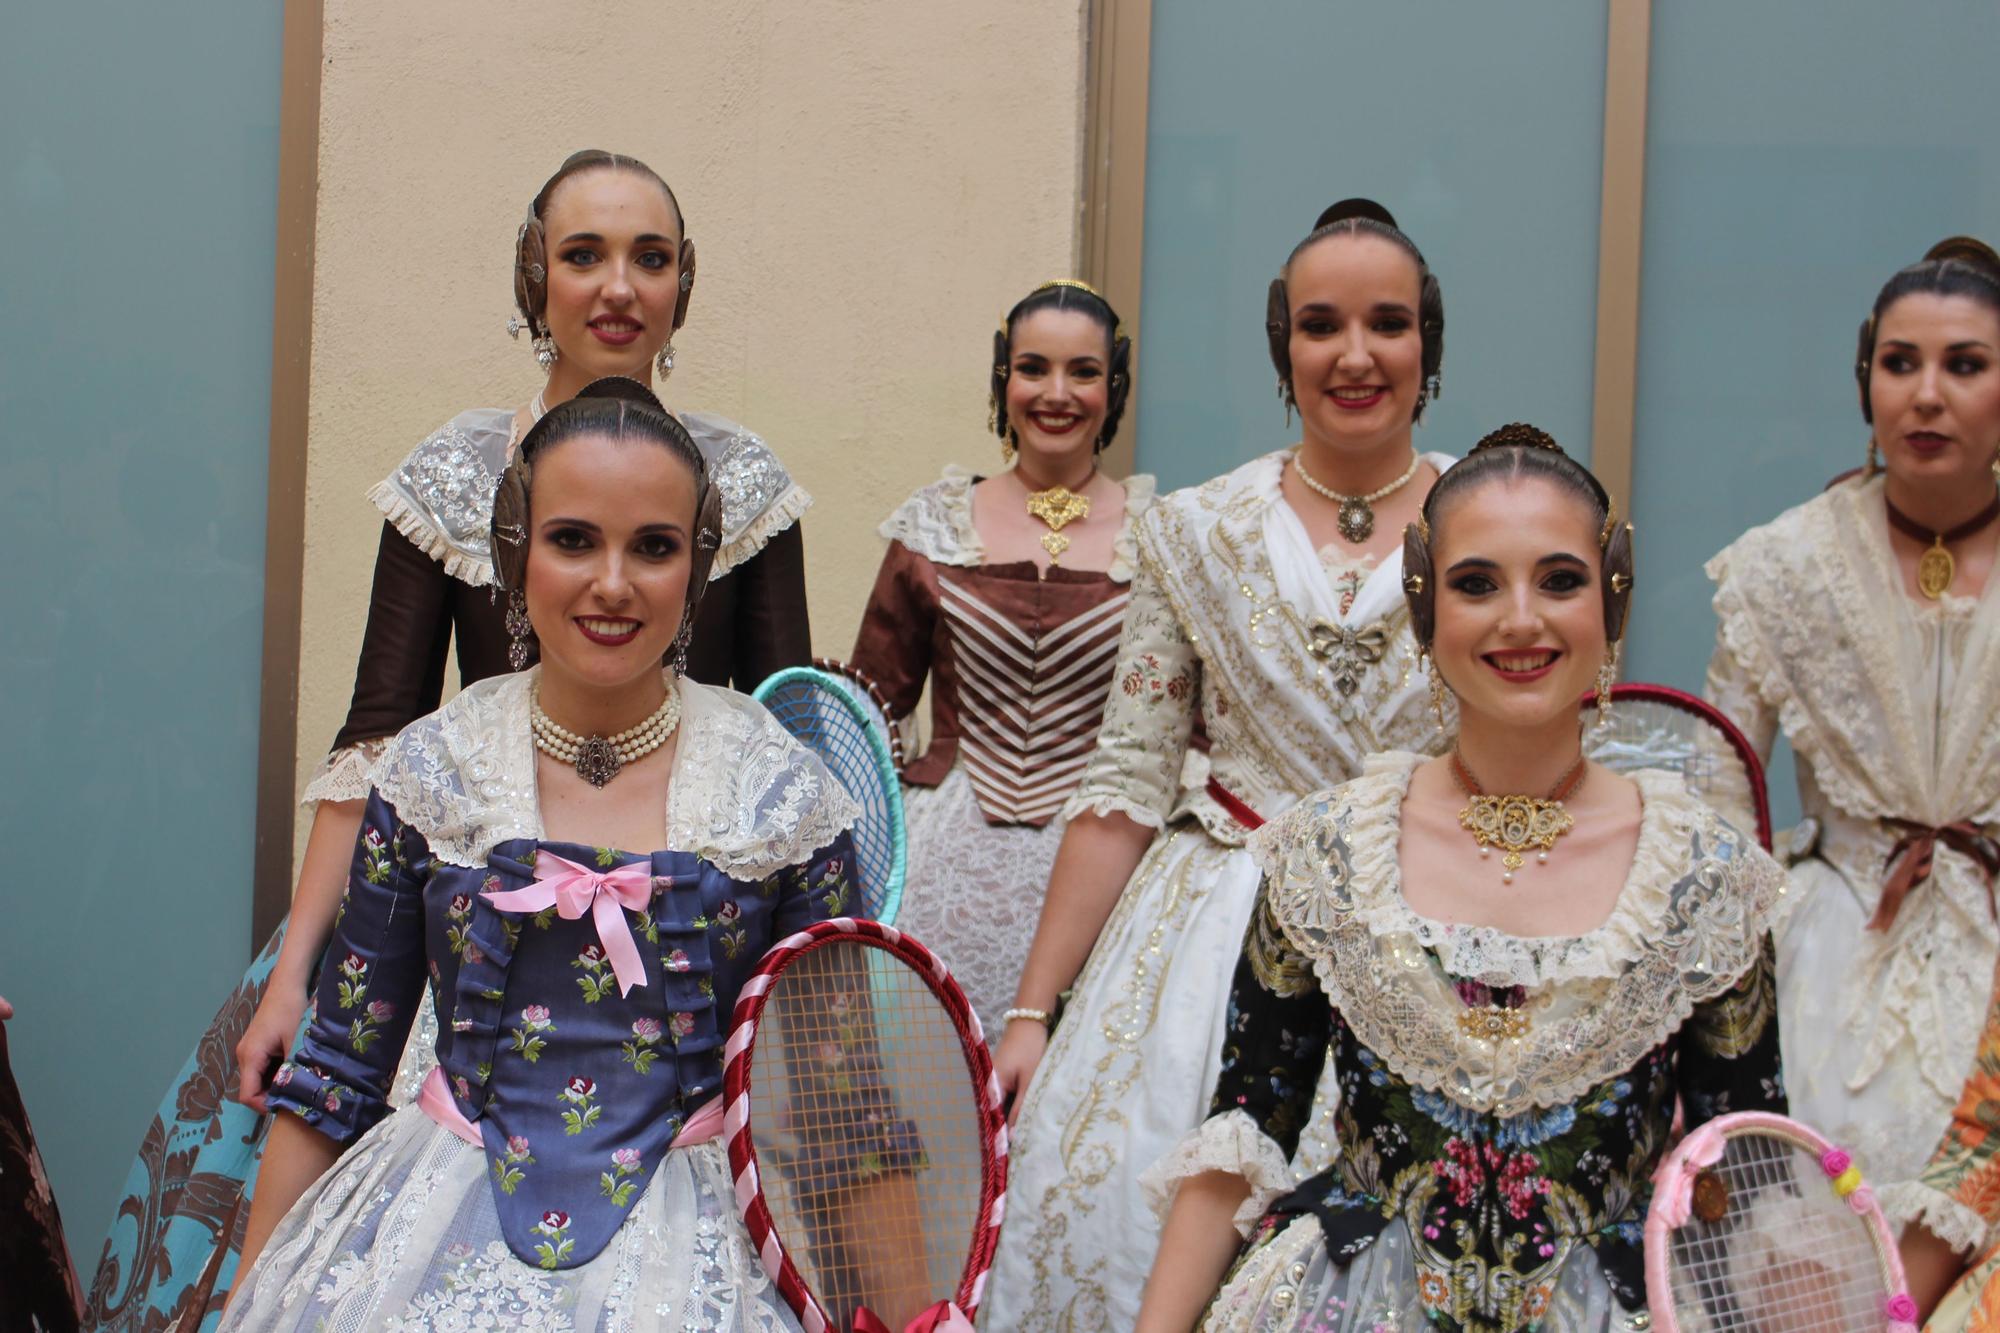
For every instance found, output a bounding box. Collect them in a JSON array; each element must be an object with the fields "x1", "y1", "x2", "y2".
[{"x1": 294, "y1": 0, "x2": 1090, "y2": 850}]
